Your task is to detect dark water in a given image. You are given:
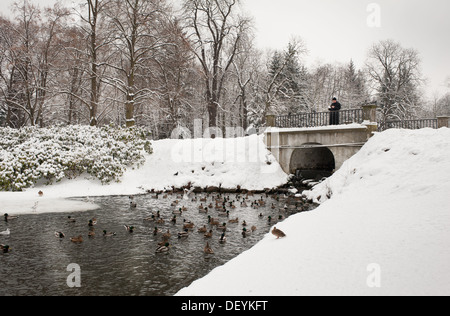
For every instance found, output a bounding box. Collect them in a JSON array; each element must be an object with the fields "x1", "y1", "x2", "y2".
[{"x1": 0, "y1": 193, "x2": 313, "y2": 296}]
